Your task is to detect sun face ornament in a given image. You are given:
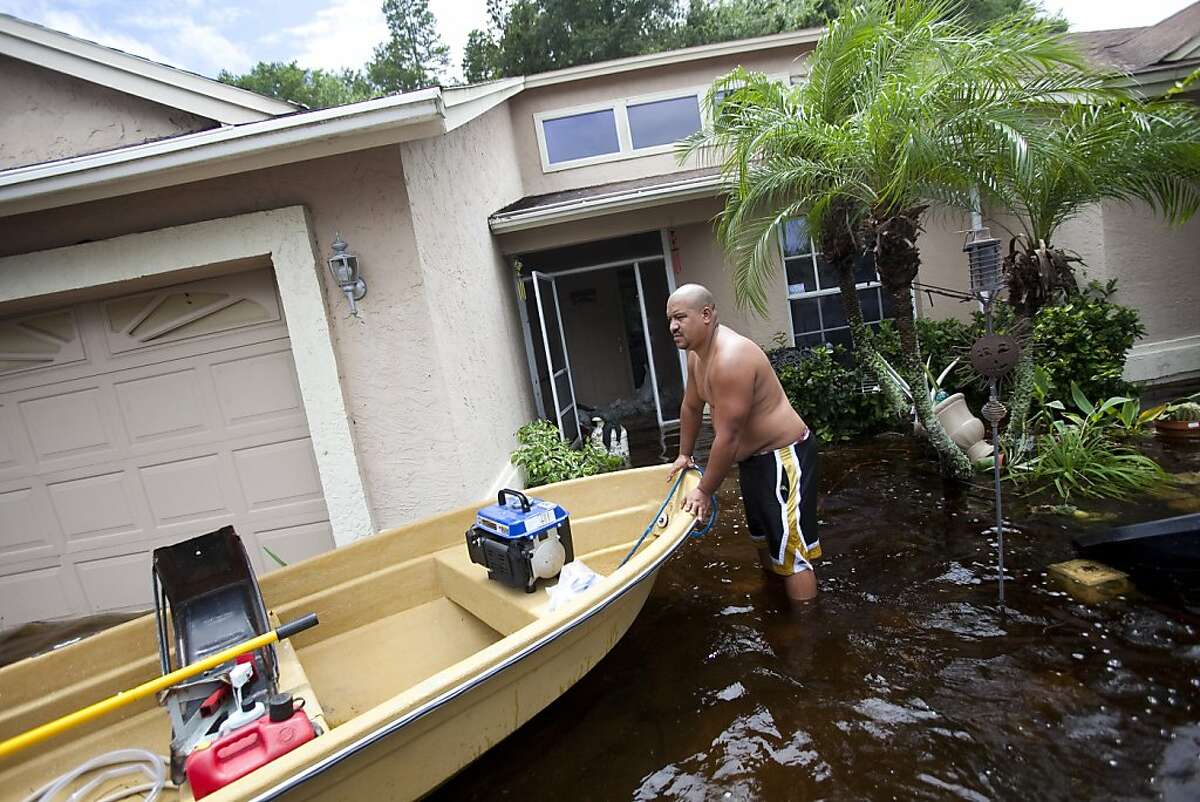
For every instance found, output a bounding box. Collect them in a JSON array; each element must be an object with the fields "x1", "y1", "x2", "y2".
[{"x1": 969, "y1": 334, "x2": 1022, "y2": 380}]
